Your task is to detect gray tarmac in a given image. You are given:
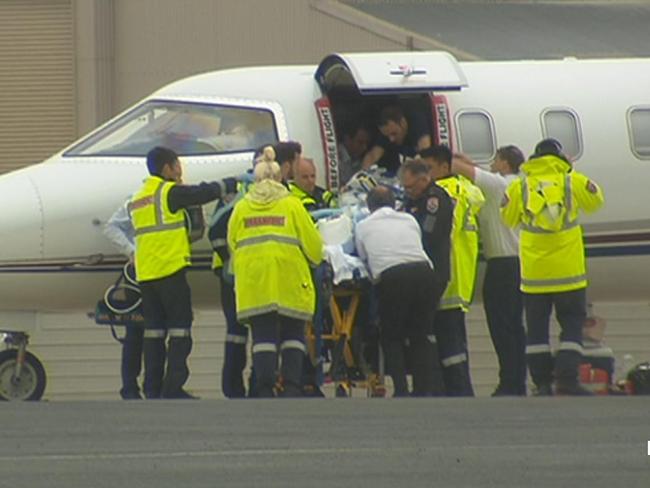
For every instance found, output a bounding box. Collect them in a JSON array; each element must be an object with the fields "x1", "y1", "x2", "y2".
[
  {"x1": 1, "y1": 397, "x2": 648, "y2": 487},
  {"x1": 345, "y1": 0, "x2": 650, "y2": 60}
]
